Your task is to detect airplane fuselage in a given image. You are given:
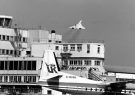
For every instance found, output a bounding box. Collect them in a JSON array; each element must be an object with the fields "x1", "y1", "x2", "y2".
[{"x1": 38, "y1": 72, "x2": 135, "y2": 95}]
